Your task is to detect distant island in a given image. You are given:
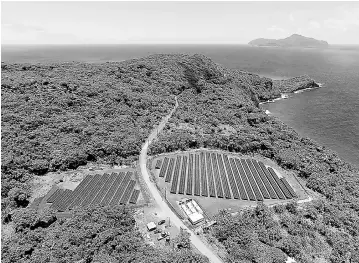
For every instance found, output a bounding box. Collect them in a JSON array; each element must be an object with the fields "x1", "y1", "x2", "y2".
[{"x1": 249, "y1": 34, "x2": 329, "y2": 48}]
